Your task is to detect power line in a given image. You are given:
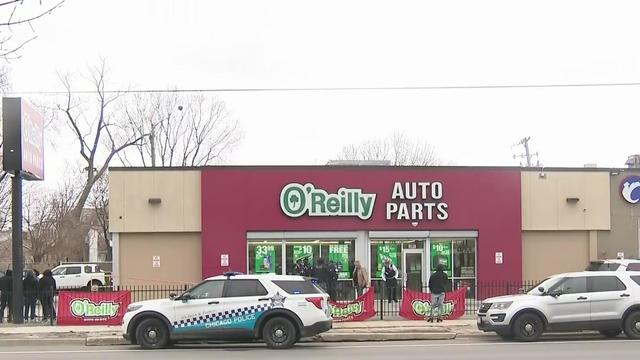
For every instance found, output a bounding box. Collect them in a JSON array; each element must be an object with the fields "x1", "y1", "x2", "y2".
[{"x1": 6, "y1": 81, "x2": 640, "y2": 96}]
